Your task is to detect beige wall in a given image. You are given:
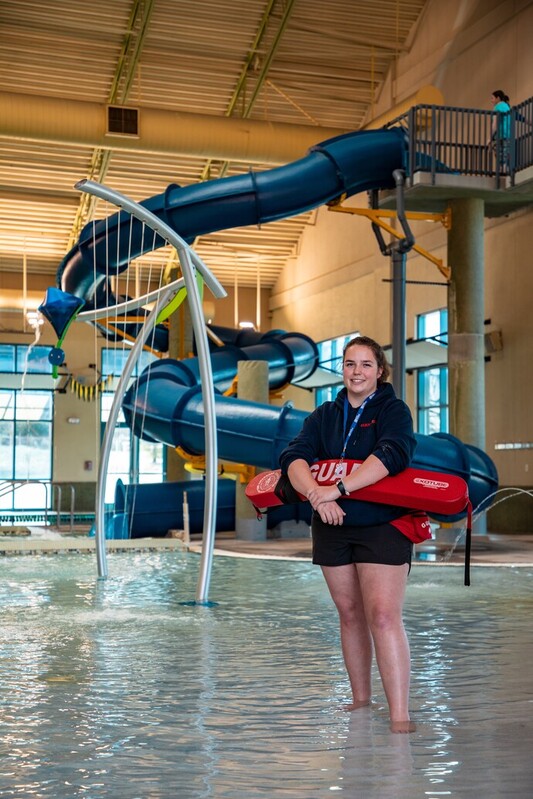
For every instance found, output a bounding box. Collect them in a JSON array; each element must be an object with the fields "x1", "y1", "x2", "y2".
[
  {"x1": 50, "y1": 323, "x2": 102, "y2": 484},
  {"x1": 211, "y1": 286, "x2": 271, "y2": 331},
  {"x1": 270, "y1": 0, "x2": 533, "y2": 496}
]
